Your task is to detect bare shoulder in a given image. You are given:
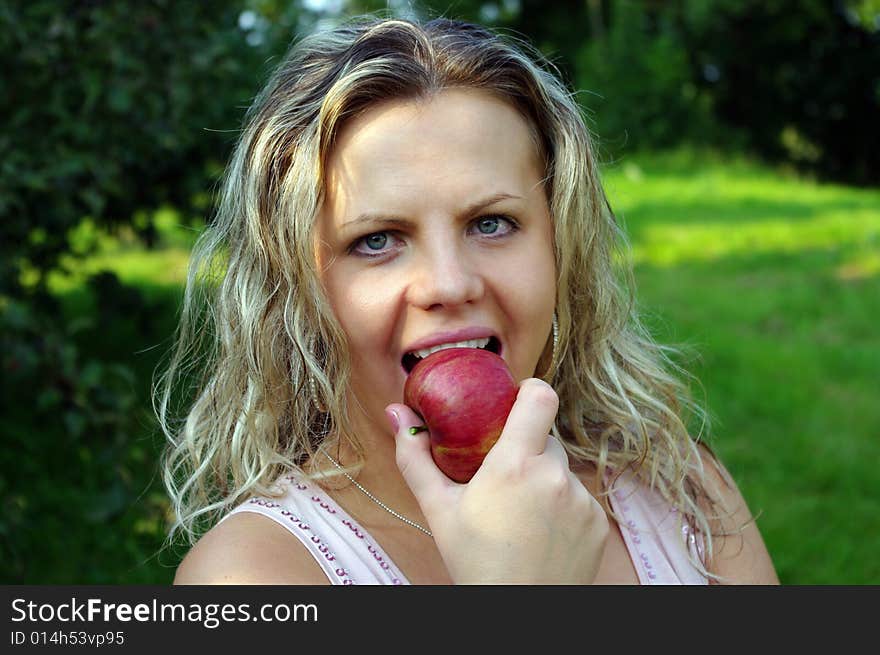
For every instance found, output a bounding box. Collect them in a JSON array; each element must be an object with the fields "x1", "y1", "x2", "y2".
[
  {"x1": 697, "y1": 445, "x2": 780, "y2": 584},
  {"x1": 174, "y1": 511, "x2": 330, "y2": 585}
]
